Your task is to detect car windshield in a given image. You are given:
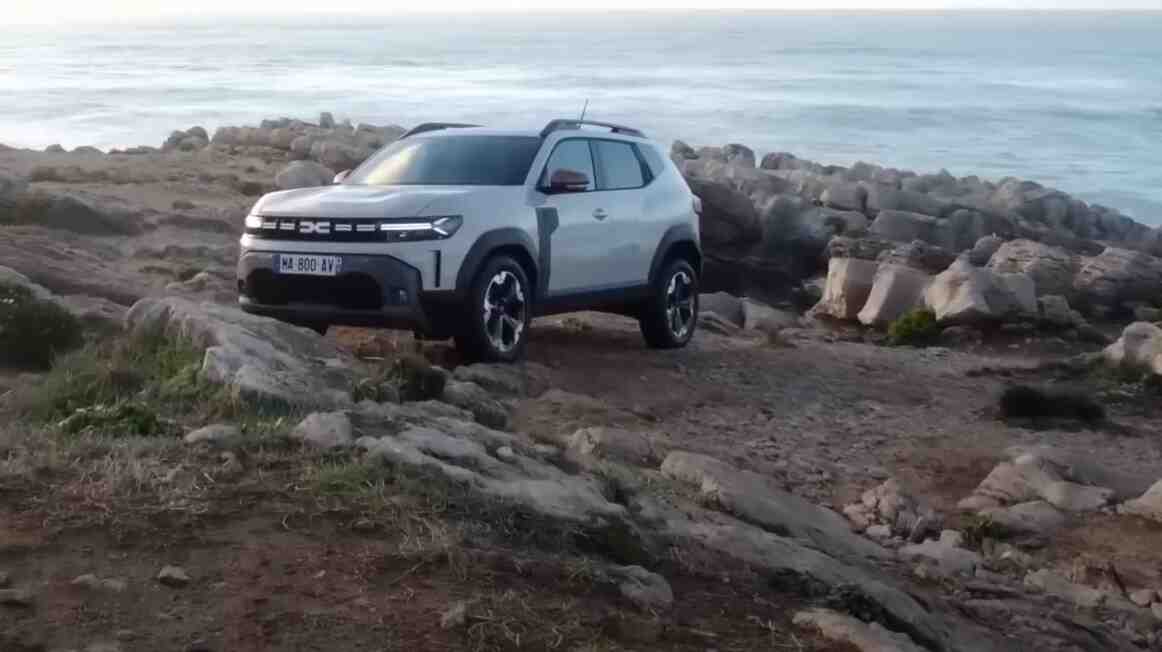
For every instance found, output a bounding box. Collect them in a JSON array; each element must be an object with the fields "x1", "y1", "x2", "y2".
[{"x1": 345, "y1": 135, "x2": 541, "y2": 186}]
